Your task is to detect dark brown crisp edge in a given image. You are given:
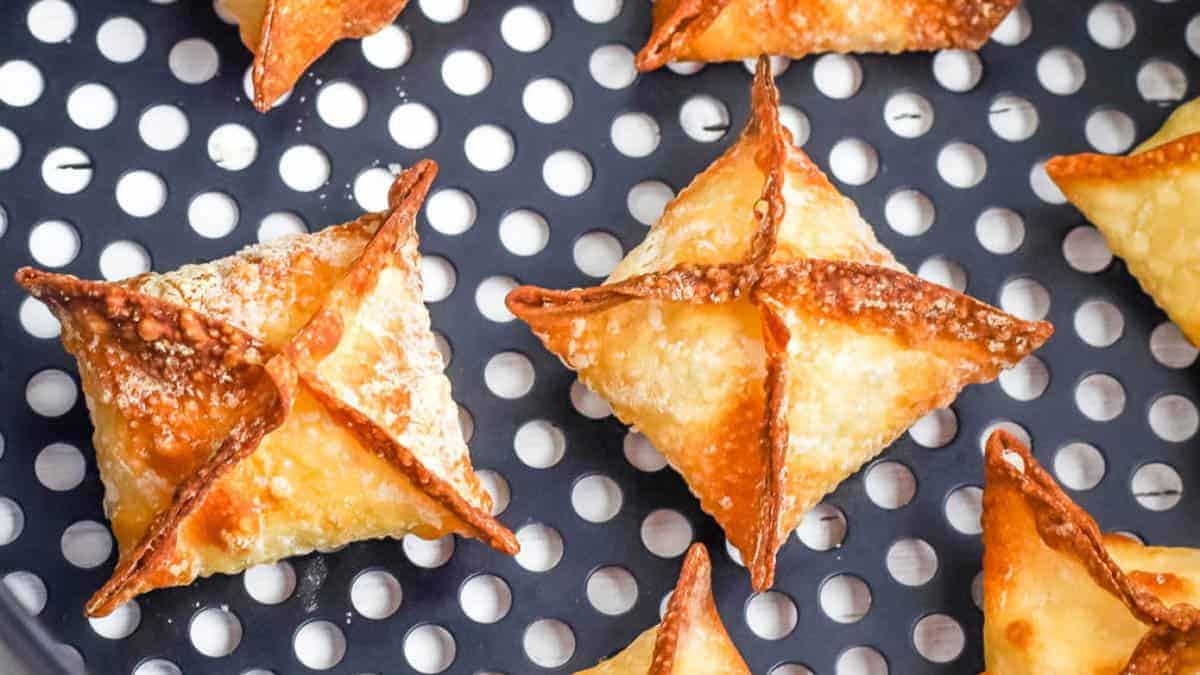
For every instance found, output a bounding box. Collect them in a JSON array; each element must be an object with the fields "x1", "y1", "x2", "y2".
[
  {"x1": 507, "y1": 57, "x2": 1050, "y2": 592},
  {"x1": 15, "y1": 269, "x2": 291, "y2": 617},
  {"x1": 287, "y1": 159, "x2": 518, "y2": 555},
  {"x1": 635, "y1": 0, "x2": 733, "y2": 72},
  {"x1": 1047, "y1": 132, "x2": 1200, "y2": 188},
  {"x1": 984, "y1": 430, "x2": 1200, "y2": 674}
]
